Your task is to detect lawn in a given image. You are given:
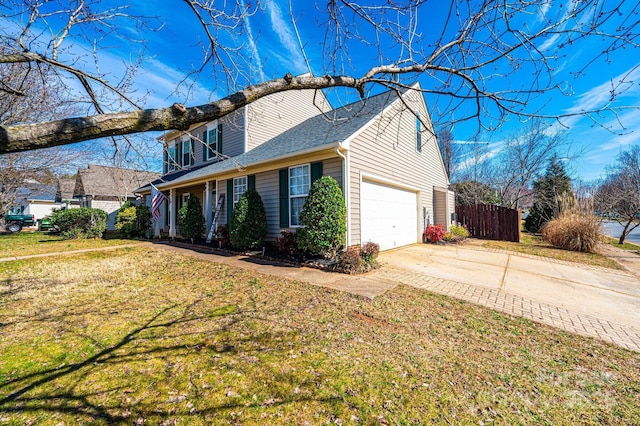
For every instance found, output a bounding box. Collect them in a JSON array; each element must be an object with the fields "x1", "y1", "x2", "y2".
[
  {"x1": 0, "y1": 231, "x2": 142, "y2": 258},
  {"x1": 479, "y1": 233, "x2": 625, "y2": 270},
  {"x1": 1, "y1": 246, "x2": 639, "y2": 424}
]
